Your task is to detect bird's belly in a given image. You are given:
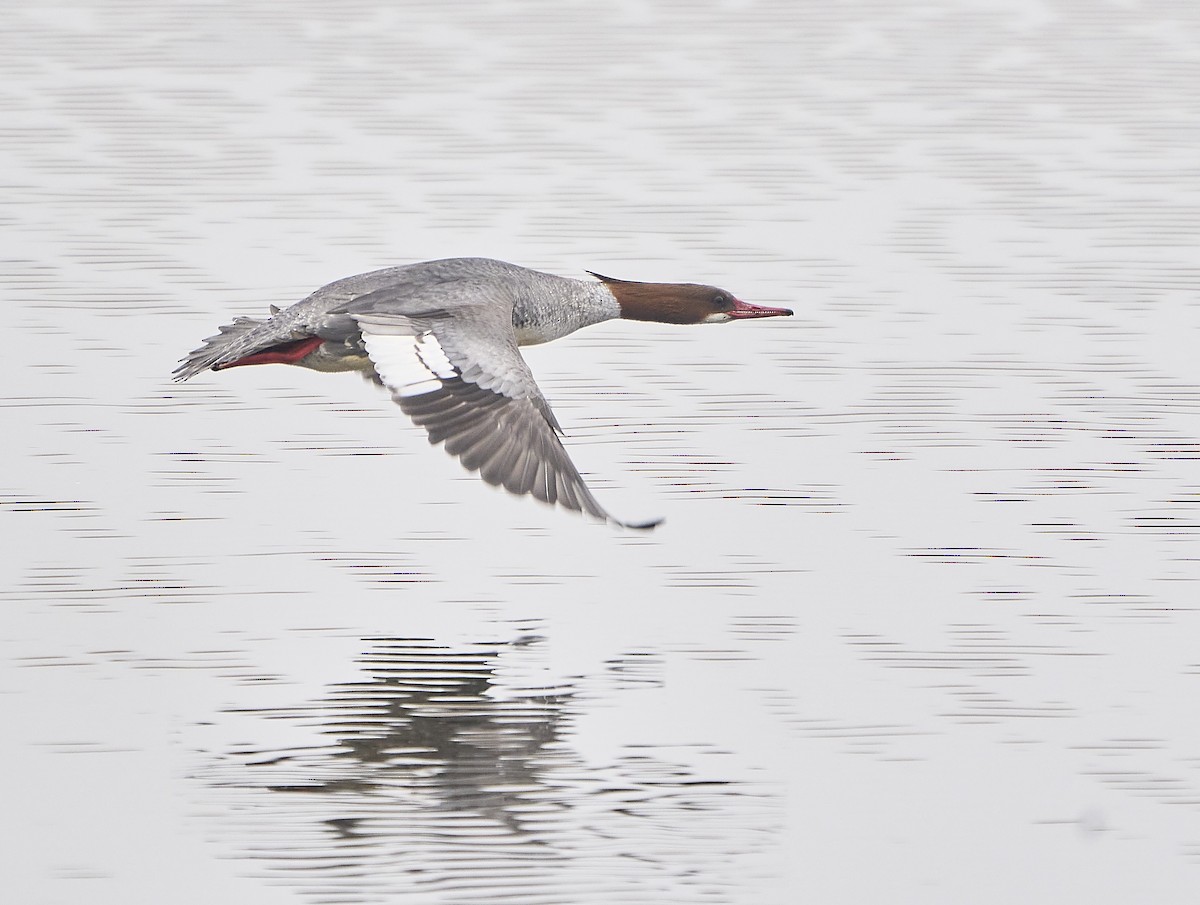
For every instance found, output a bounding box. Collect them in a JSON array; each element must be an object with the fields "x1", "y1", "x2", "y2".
[{"x1": 300, "y1": 341, "x2": 374, "y2": 373}]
